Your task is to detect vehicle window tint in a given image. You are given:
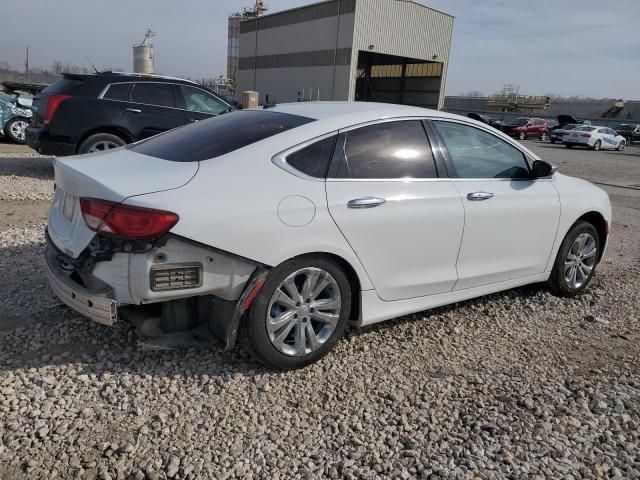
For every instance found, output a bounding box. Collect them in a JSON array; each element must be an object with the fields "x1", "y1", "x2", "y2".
[
  {"x1": 433, "y1": 121, "x2": 530, "y2": 179},
  {"x1": 598, "y1": 128, "x2": 608, "y2": 134},
  {"x1": 180, "y1": 85, "x2": 229, "y2": 115},
  {"x1": 334, "y1": 121, "x2": 437, "y2": 179},
  {"x1": 103, "y1": 83, "x2": 130, "y2": 101},
  {"x1": 129, "y1": 110, "x2": 314, "y2": 162},
  {"x1": 607, "y1": 128, "x2": 617, "y2": 135},
  {"x1": 130, "y1": 83, "x2": 176, "y2": 108},
  {"x1": 286, "y1": 136, "x2": 336, "y2": 178}
]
